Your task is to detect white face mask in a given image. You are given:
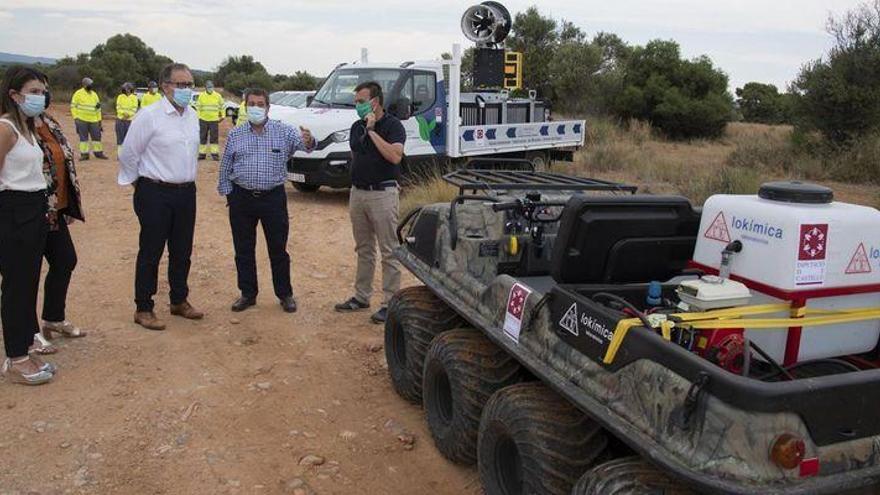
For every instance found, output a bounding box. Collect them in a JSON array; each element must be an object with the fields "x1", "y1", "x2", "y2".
[
  {"x1": 247, "y1": 106, "x2": 267, "y2": 124},
  {"x1": 20, "y1": 93, "x2": 46, "y2": 117}
]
